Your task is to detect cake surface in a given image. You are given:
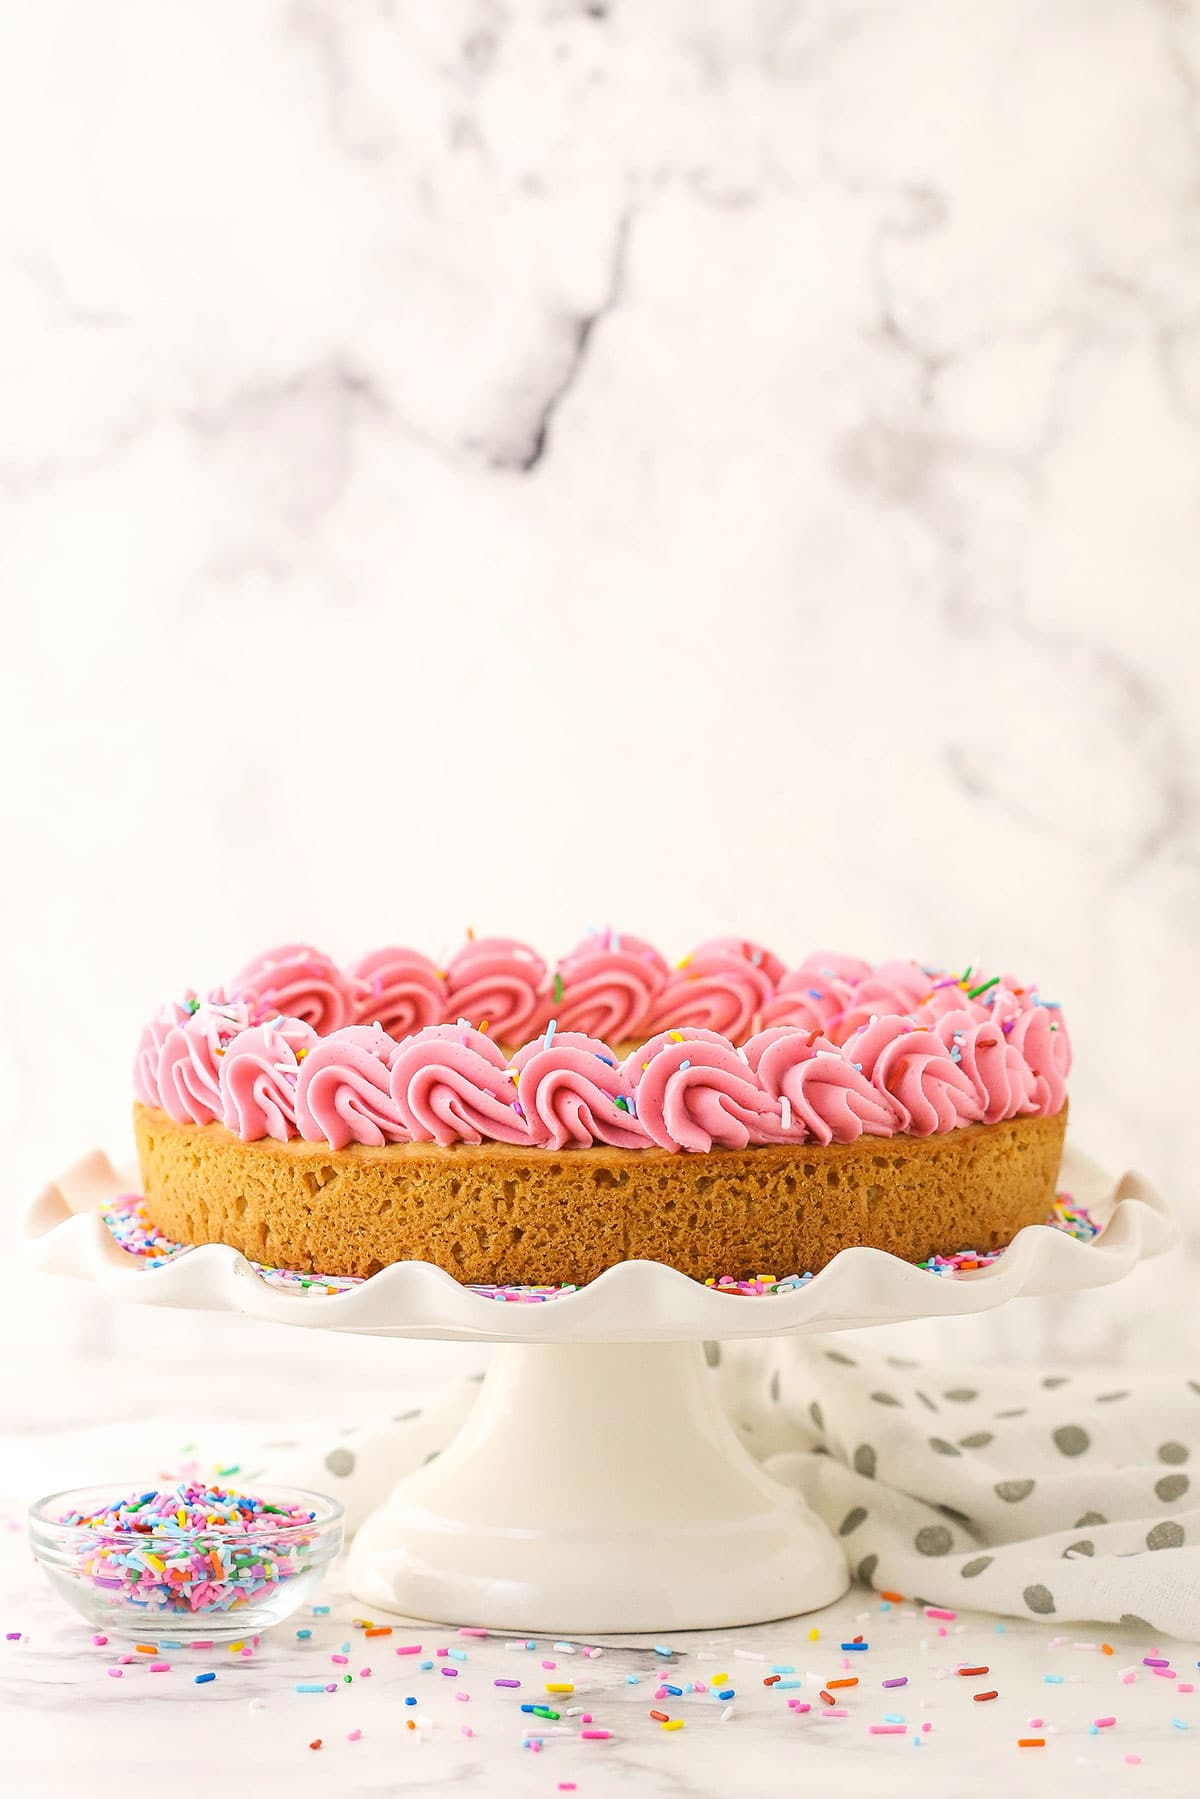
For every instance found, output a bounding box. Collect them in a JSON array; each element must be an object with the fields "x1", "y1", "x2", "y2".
[{"x1": 130, "y1": 935, "x2": 1071, "y2": 1283}]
